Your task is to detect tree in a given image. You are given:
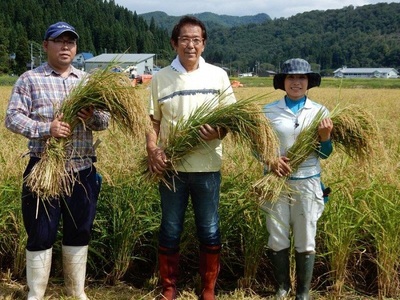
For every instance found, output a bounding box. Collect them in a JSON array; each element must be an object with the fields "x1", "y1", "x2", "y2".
[
  {"x1": 15, "y1": 35, "x2": 30, "y2": 75},
  {"x1": 0, "y1": 0, "x2": 400, "y2": 72}
]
